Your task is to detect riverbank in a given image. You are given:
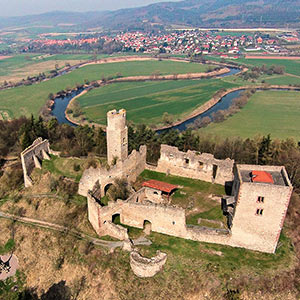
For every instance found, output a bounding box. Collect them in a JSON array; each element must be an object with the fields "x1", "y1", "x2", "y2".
[{"x1": 156, "y1": 84, "x2": 300, "y2": 131}]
